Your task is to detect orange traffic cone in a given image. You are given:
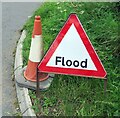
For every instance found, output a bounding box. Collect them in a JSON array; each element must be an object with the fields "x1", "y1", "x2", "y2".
[{"x1": 24, "y1": 16, "x2": 48, "y2": 82}]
